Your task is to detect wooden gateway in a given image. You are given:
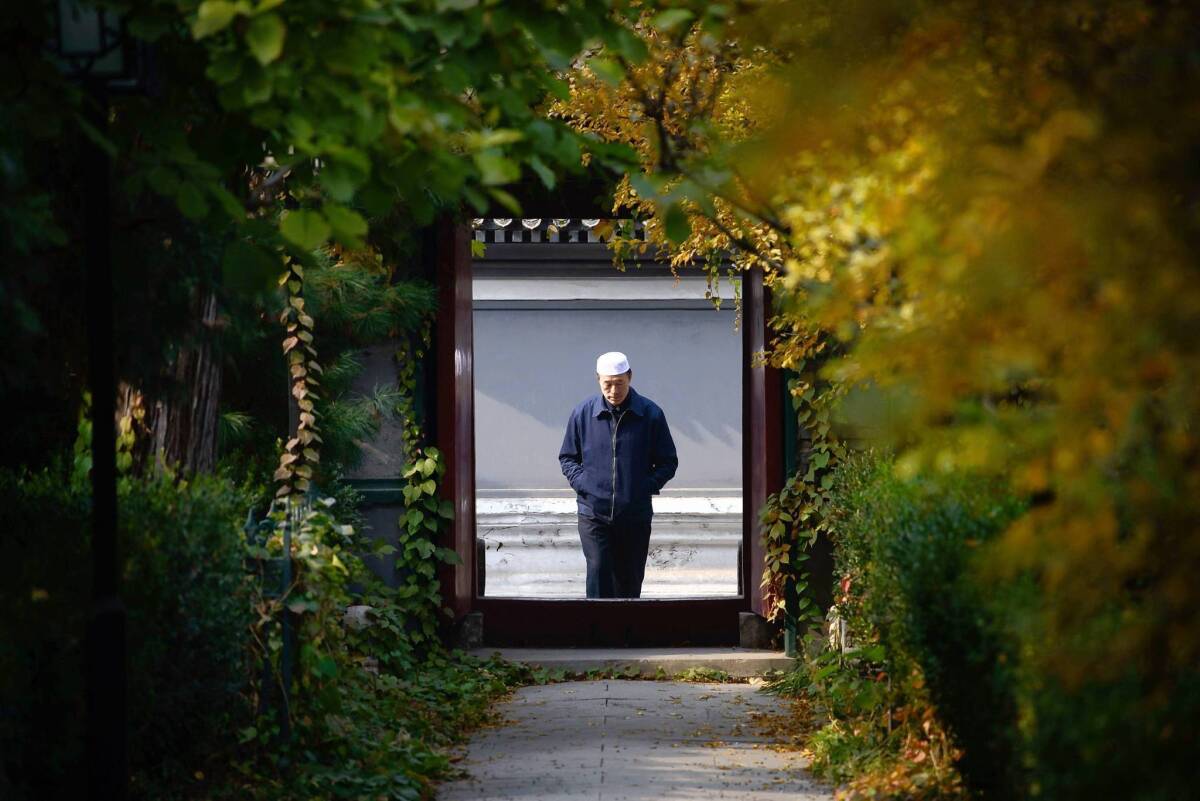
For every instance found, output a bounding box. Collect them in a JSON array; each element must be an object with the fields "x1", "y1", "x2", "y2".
[{"x1": 430, "y1": 213, "x2": 787, "y2": 647}]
